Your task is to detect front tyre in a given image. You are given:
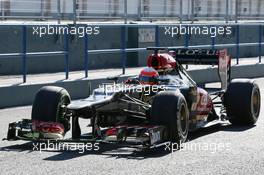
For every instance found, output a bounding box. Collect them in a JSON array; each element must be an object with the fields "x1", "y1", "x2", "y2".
[
  {"x1": 32, "y1": 86, "x2": 71, "y2": 133},
  {"x1": 150, "y1": 91, "x2": 189, "y2": 144},
  {"x1": 224, "y1": 79, "x2": 261, "y2": 126}
]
